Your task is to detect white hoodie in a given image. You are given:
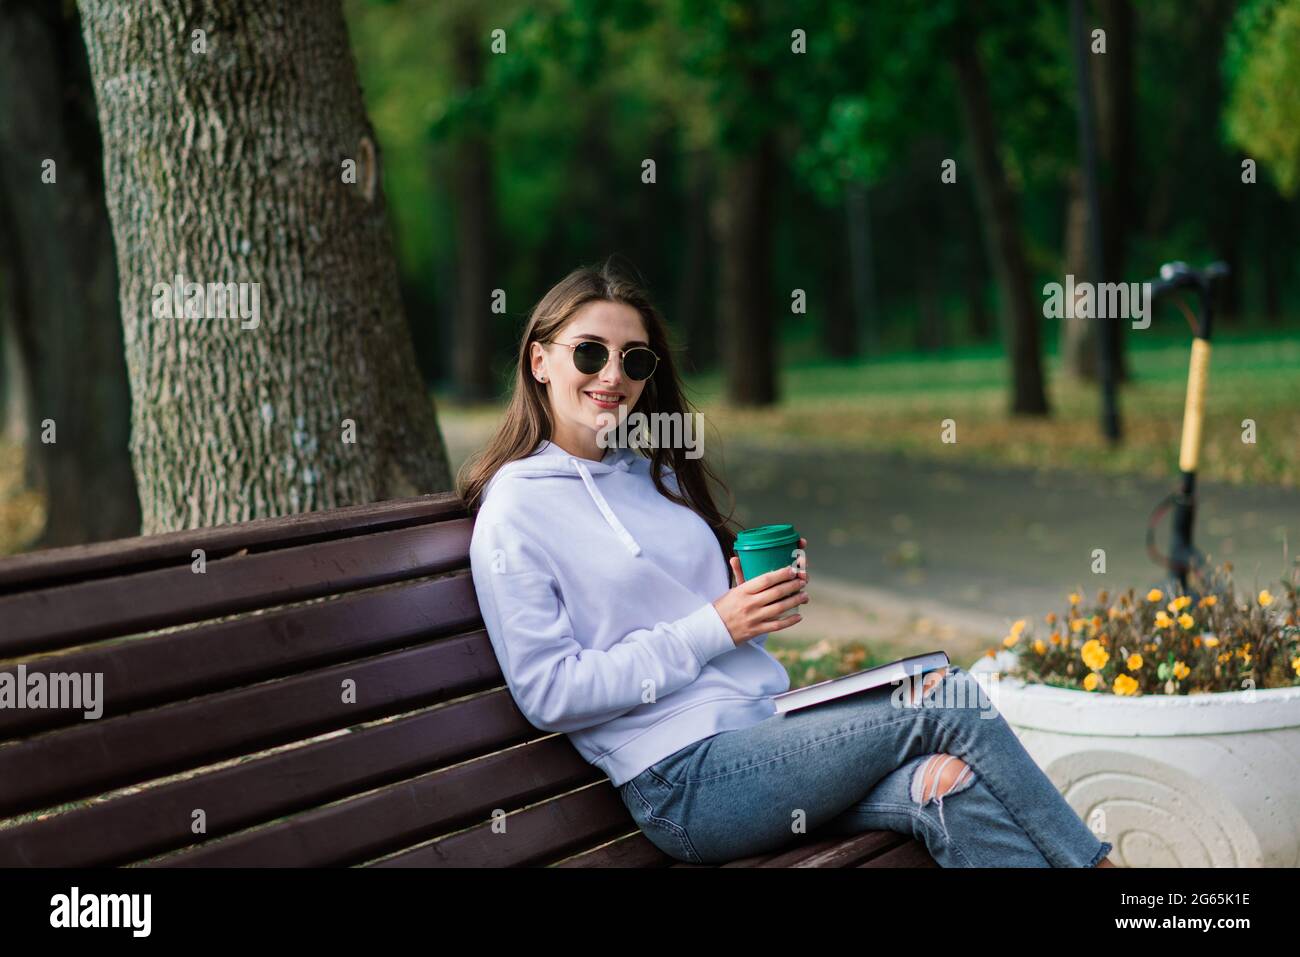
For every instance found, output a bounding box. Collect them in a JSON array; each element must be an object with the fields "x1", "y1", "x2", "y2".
[{"x1": 468, "y1": 438, "x2": 791, "y2": 787}]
